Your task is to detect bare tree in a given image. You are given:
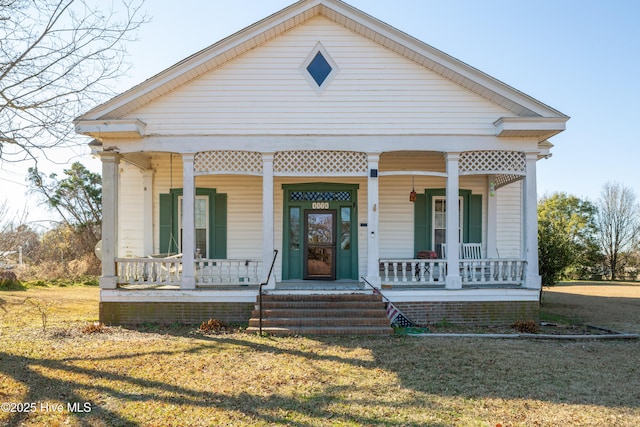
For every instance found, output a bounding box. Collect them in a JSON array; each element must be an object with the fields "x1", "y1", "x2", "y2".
[
  {"x1": 596, "y1": 182, "x2": 640, "y2": 280},
  {"x1": 0, "y1": 0, "x2": 146, "y2": 164}
]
